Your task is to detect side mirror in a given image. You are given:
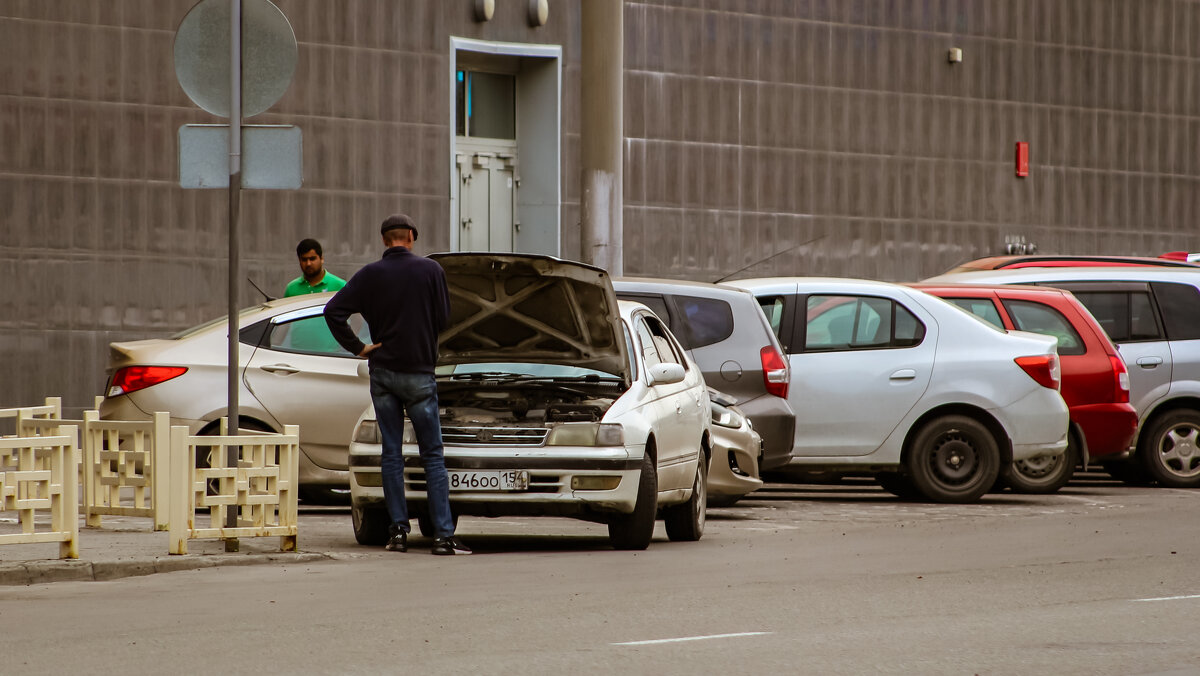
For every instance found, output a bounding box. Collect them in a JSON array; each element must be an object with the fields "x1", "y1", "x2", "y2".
[
  {"x1": 648, "y1": 362, "x2": 686, "y2": 386},
  {"x1": 357, "y1": 361, "x2": 370, "y2": 379}
]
